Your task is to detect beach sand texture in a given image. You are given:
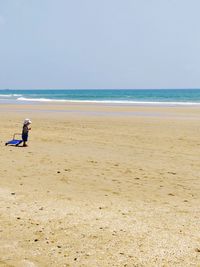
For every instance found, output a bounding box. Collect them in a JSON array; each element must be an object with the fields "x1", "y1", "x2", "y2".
[{"x1": 0, "y1": 104, "x2": 200, "y2": 267}]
